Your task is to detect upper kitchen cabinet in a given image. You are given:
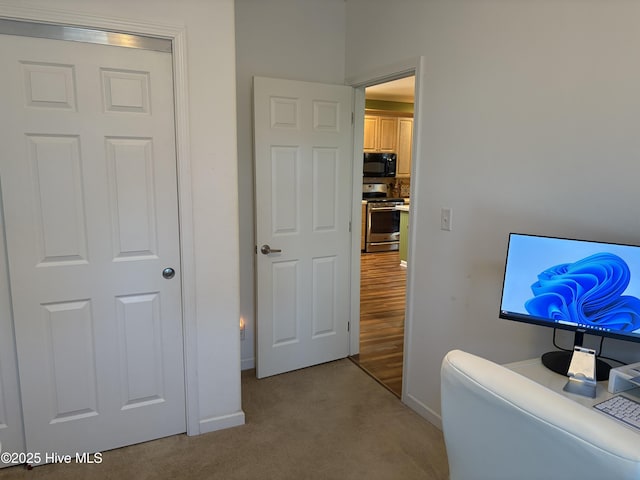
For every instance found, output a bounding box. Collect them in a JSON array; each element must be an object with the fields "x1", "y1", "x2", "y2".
[
  {"x1": 396, "y1": 117, "x2": 413, "y2": 177},
  {"x1": 363, "y1": 115, "x2": 398, "y2": 153},
  {"x1": 364, "y1": 113, "x2": 413, "y2": 177}
]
